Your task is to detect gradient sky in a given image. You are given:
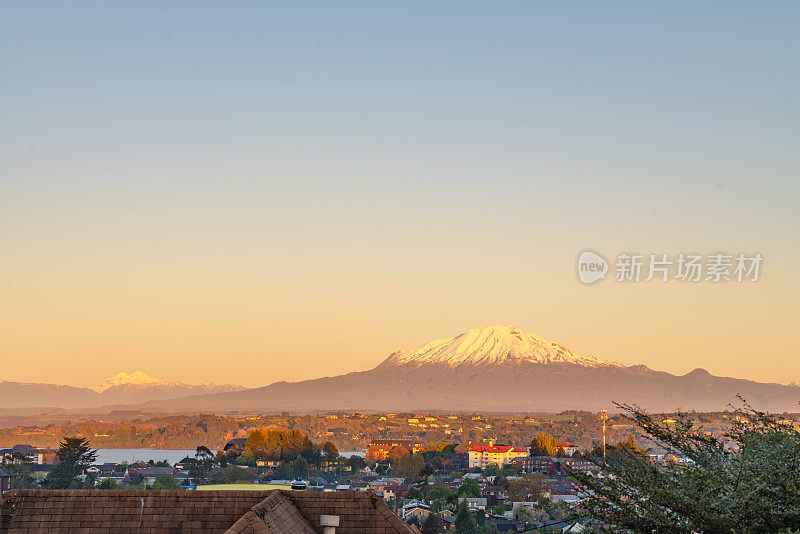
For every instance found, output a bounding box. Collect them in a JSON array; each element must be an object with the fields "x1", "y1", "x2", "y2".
[{"x1": 1, "y1": 2, "x2": 798, "y2": 389}]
